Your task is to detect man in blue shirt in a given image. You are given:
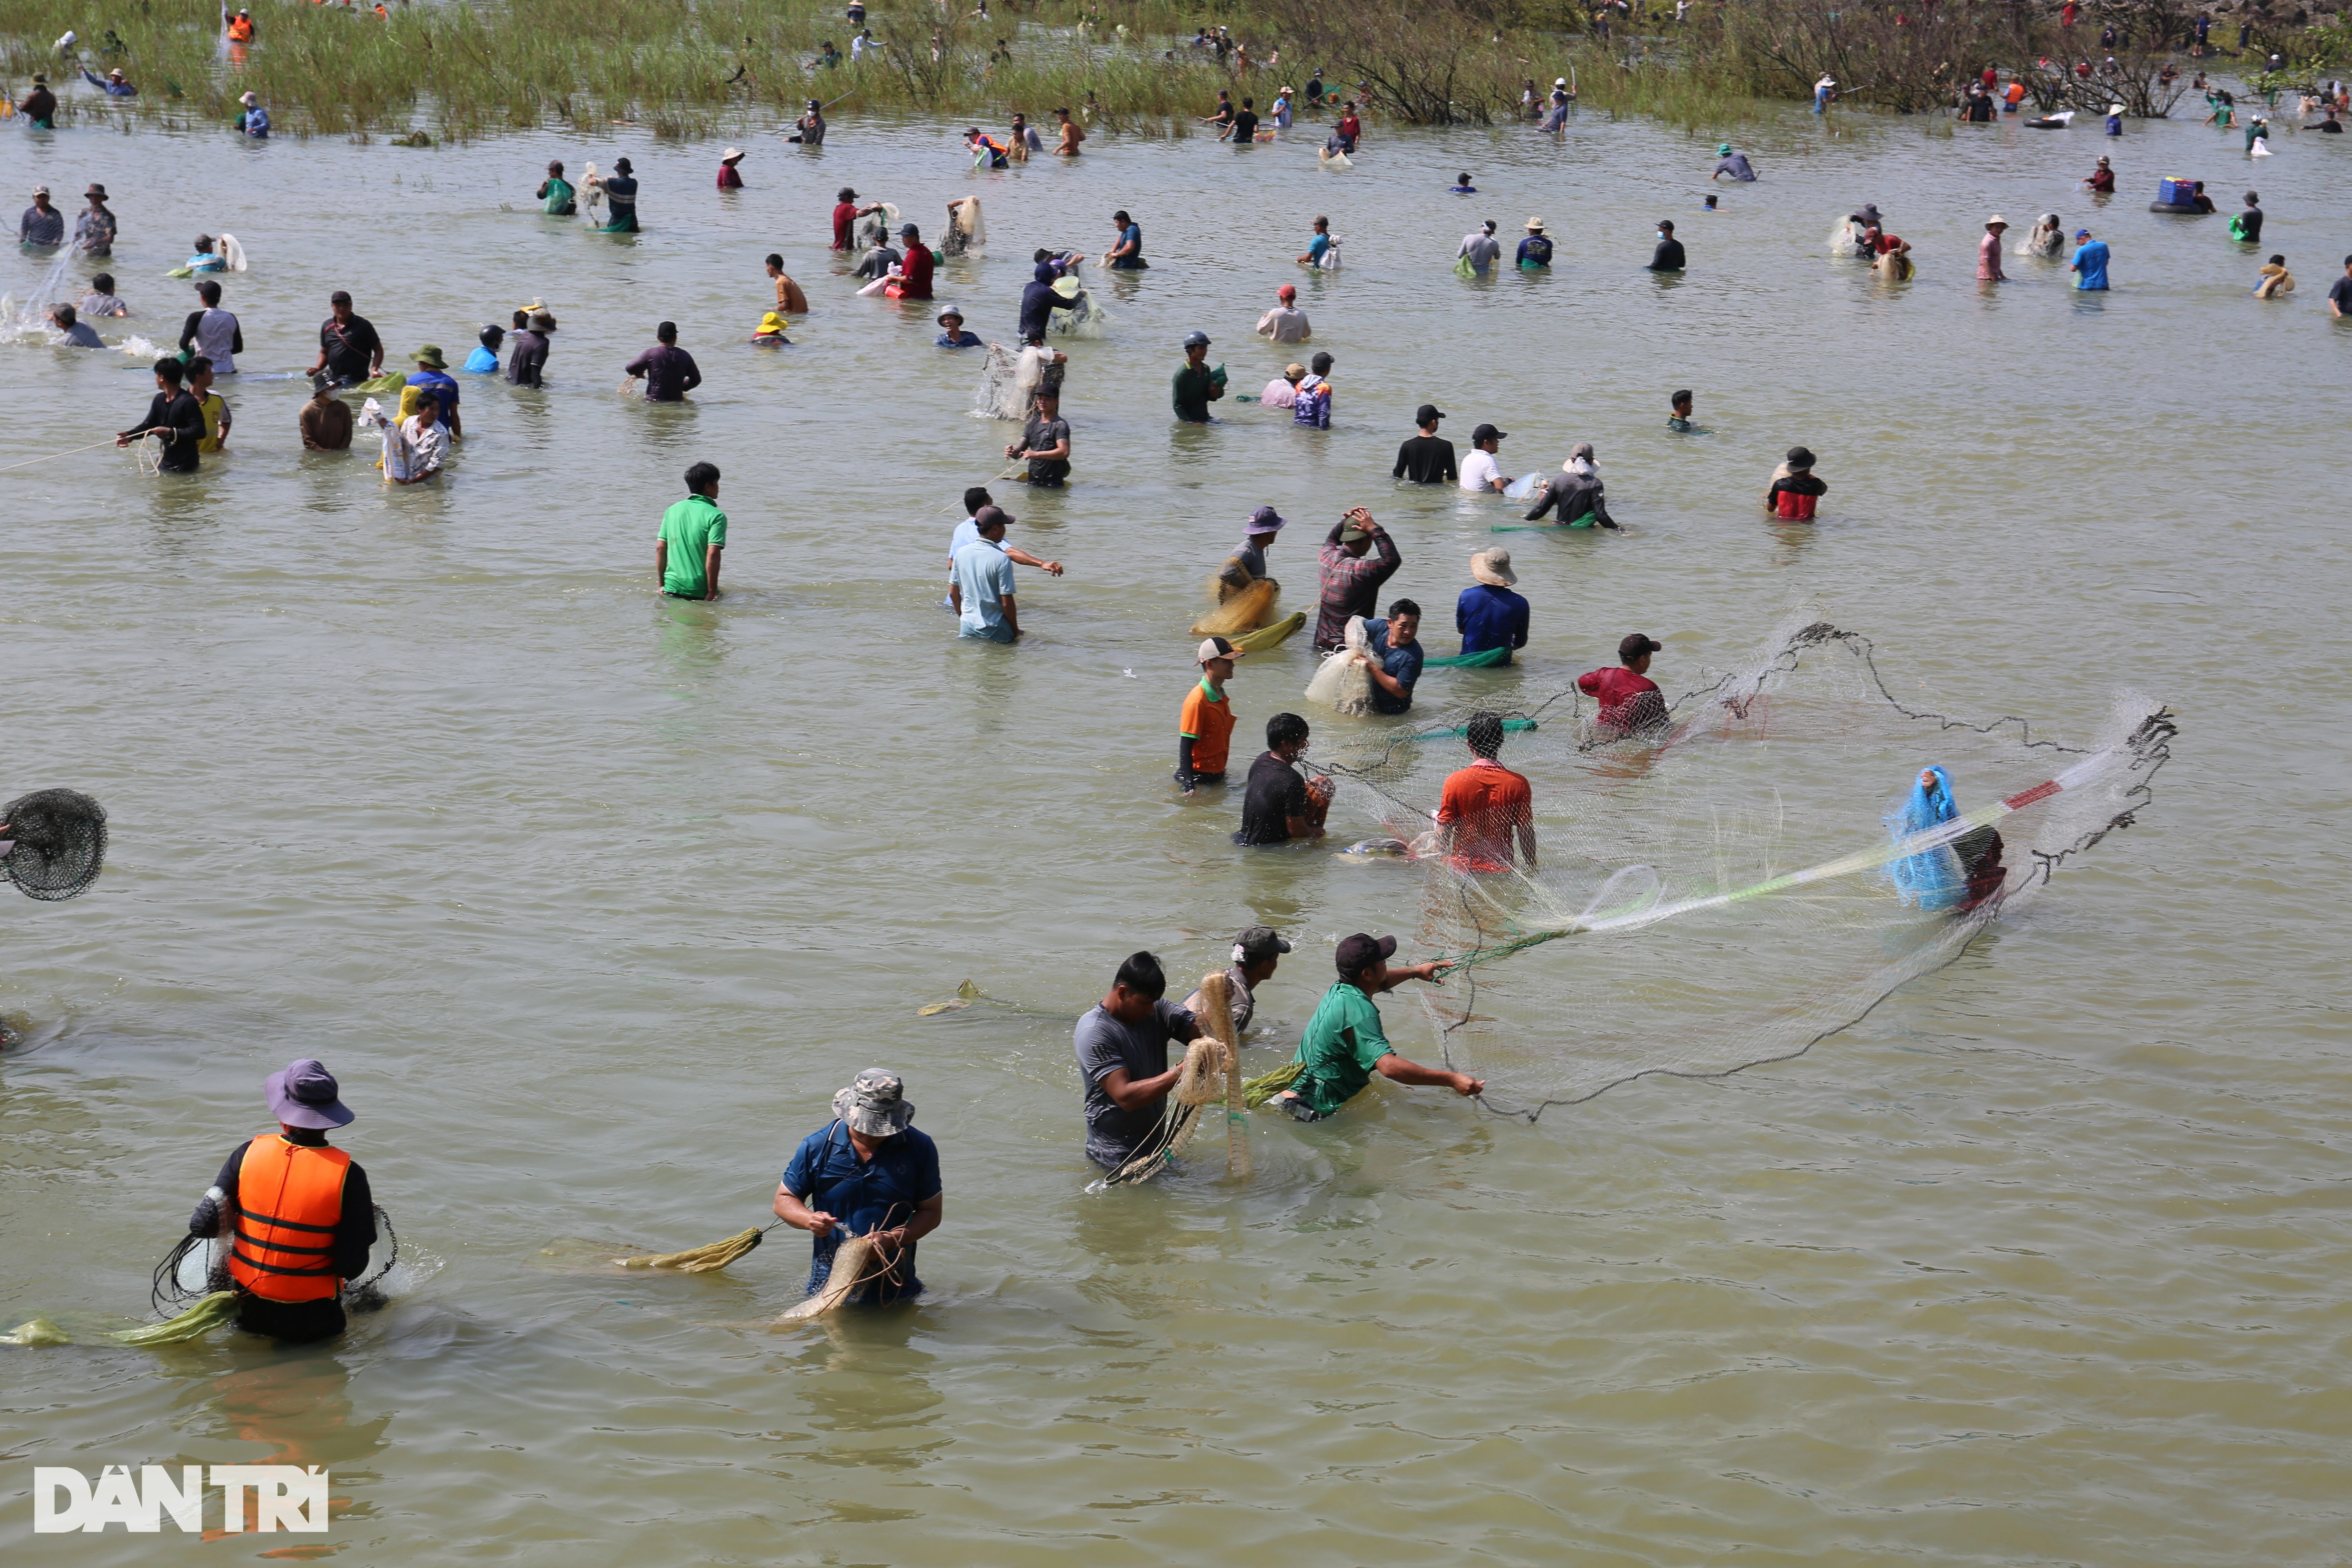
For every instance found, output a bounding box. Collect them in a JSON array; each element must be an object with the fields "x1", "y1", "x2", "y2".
[
  {"x1": 1360, "y1": 599, "x2": 1425, "y2": 716},
  {"x1": 935, "y1": 306, "x2": 982, "y2": 347},
  {"x1": 1296, "y1": 214, "x2": 1334, "y2": 268},
  {"x1": 951, "y1": 508, "x2": 1022, "y2": 641},
  {"x1": 1457, "y1": 550, "x2": 1530, "y2": 664},
  {"x1": 405, "y1": 345, "x2": 462, "y2": 437},
  {"x1": 1105, "y1": 208, "x2": 1146, "y2": 269},
  {"x1": 773, "y1": 1069, "x2": 942, "y2": 1306},
  {"x1": 2071, "y1": 227, "x2": 2111, "y2": 290},
  {"x1": 1516, "y1": 217, "x2": 1553, "y2": 268}
]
